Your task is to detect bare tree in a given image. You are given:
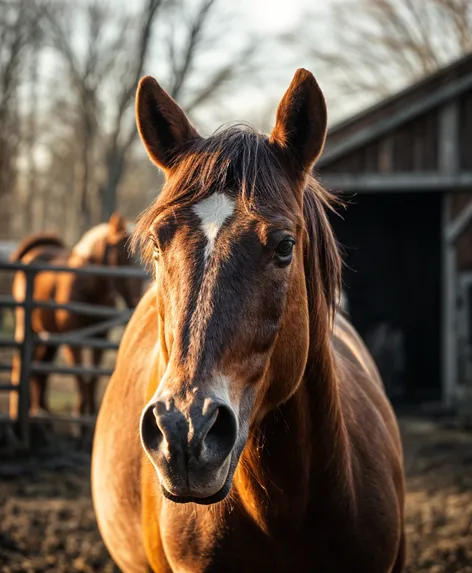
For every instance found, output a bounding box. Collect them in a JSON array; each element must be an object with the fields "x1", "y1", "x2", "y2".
[
  {"x1": 25, "y1": 14, "x2": 42, "y2": 232},
  {"x1": 294, "y1": 0, "x2": 472, "y2": 113},
  {"x1": 98, "y1": 0, "x2": 163, "y2": 222},
  {"x1": 99, "y1": 0, "x2": 257, "y2": 220},
  {"x1": 8, "y1": 0, "x2": 261, "y2": 239},
  {"x1": 0, "y1": 0, "x2": 40, "y2": 237},
  {"x1": 44, "y1": 0, "x2": 254, "y2": 228},
  {"x1": 44, "y1": 0, "x2": 136, "y2": 234}
]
